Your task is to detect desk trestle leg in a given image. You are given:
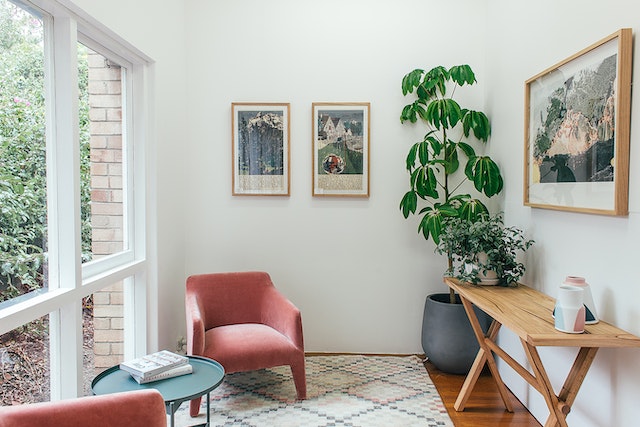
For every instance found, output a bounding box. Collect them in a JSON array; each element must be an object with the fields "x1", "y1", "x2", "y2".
[{"x1": 455, "y1": 298, "x2": 513, "y2": 413}]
